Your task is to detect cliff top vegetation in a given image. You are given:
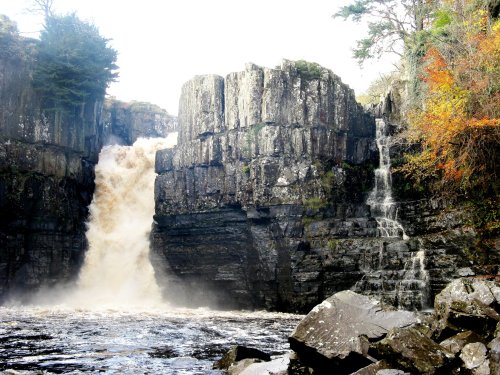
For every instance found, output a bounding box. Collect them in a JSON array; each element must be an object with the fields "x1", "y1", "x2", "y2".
[{"x1": 340, "y1": 0, "x2": 500, "y2": 248}]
